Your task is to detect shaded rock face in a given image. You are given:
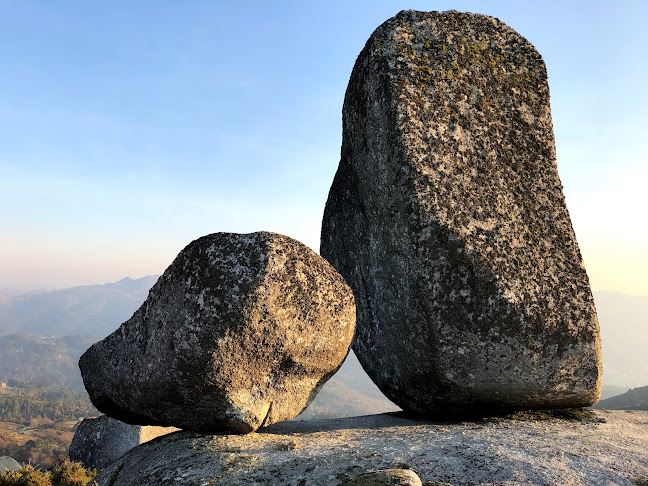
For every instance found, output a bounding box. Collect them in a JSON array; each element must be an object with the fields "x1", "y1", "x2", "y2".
[
  {"x1": 69, "y1": 415, "x2": 178, "y2": 470},
  {"x1": 80, "y1": 232, "x2": 355, "y2": 433},
  {"x1": 320, "y1": 10, "x2": 602, "y2": 414}
]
